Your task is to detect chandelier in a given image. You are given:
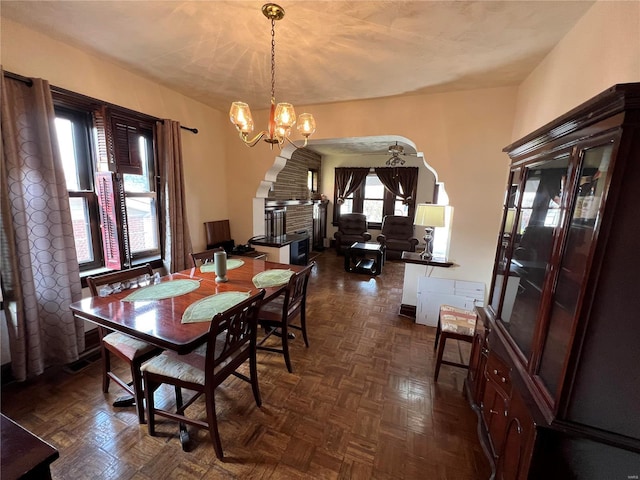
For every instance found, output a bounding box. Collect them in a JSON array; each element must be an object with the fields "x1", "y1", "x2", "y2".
[{"x1": 229, "y1": 3, "x2": 316, "y2": 148}]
